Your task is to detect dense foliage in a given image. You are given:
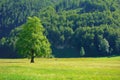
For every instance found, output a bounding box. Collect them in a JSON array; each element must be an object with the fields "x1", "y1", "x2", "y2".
[
  {"x1": 0, "y1": 0, "x2": 58, "y2": 38},
  {"x1": 0, "y1": 0, "x2": 120, "y2": 58},
  {"x1": 16, "y1": 17, "x2": 52, "y2": 62}
]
